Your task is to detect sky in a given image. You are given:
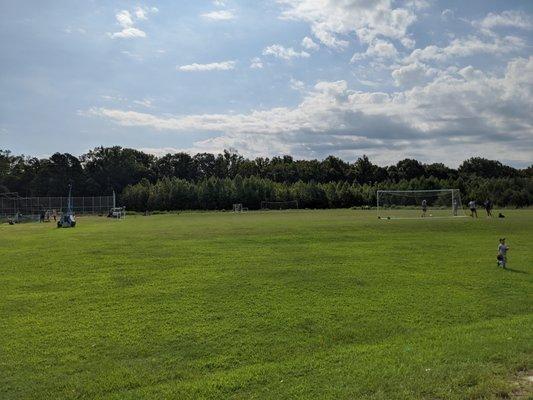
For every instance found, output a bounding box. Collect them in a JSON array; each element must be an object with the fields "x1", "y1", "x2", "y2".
[{"x1": 0, "y1": 0, "x2": 532, "y2": 167}]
